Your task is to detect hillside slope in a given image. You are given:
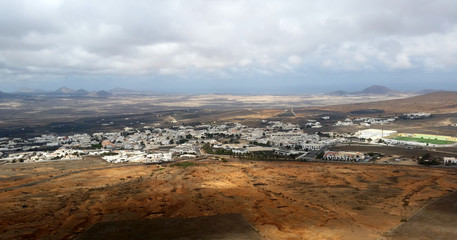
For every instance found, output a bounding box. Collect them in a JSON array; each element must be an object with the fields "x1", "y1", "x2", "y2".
[{"x1": 314, "y1": 91, "x2": 457, "y2": 114}]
